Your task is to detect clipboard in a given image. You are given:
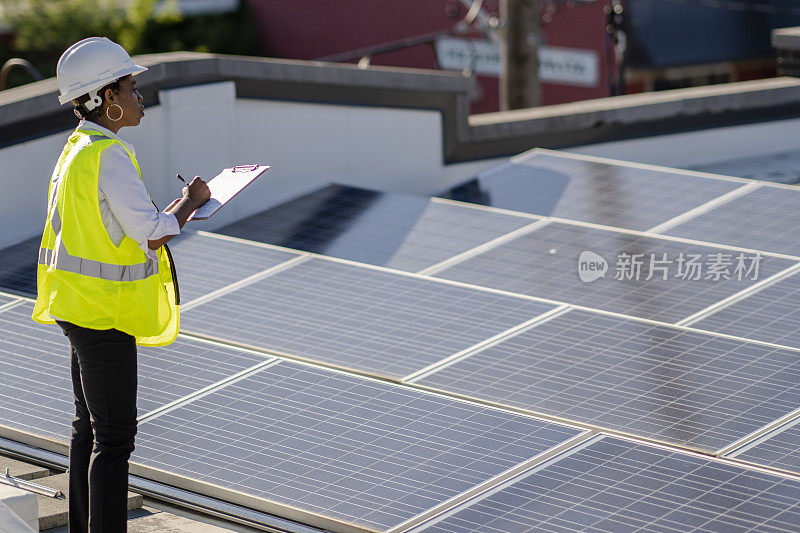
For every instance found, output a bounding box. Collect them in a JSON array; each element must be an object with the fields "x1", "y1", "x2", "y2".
[{"x1": 188, "y1": 164, "x2": 270, "y2": 221}]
